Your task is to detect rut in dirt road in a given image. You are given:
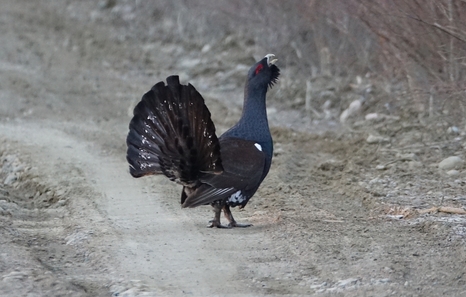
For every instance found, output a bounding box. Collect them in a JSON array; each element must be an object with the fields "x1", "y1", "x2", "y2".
[{"x1": 0, "y1": 122, "x2": 278, "y2": 296}]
